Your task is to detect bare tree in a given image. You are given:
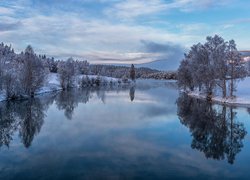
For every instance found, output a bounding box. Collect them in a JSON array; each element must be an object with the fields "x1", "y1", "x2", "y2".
[
  {"x1": 205, "y1": 35, "x2": 227, "y2": 98},
  {"x1": 177, "y1": 58, "x2": 194, "y2": 91},
  {"x1": 227, "y1": 40, "x2": 247, "y2": 97},
  {"x1": 21, "y1": 45, "x2": 47, "y2": 97},
  {"x1": 58, "y1": 57, "x2": 76, "y2": 90}
]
